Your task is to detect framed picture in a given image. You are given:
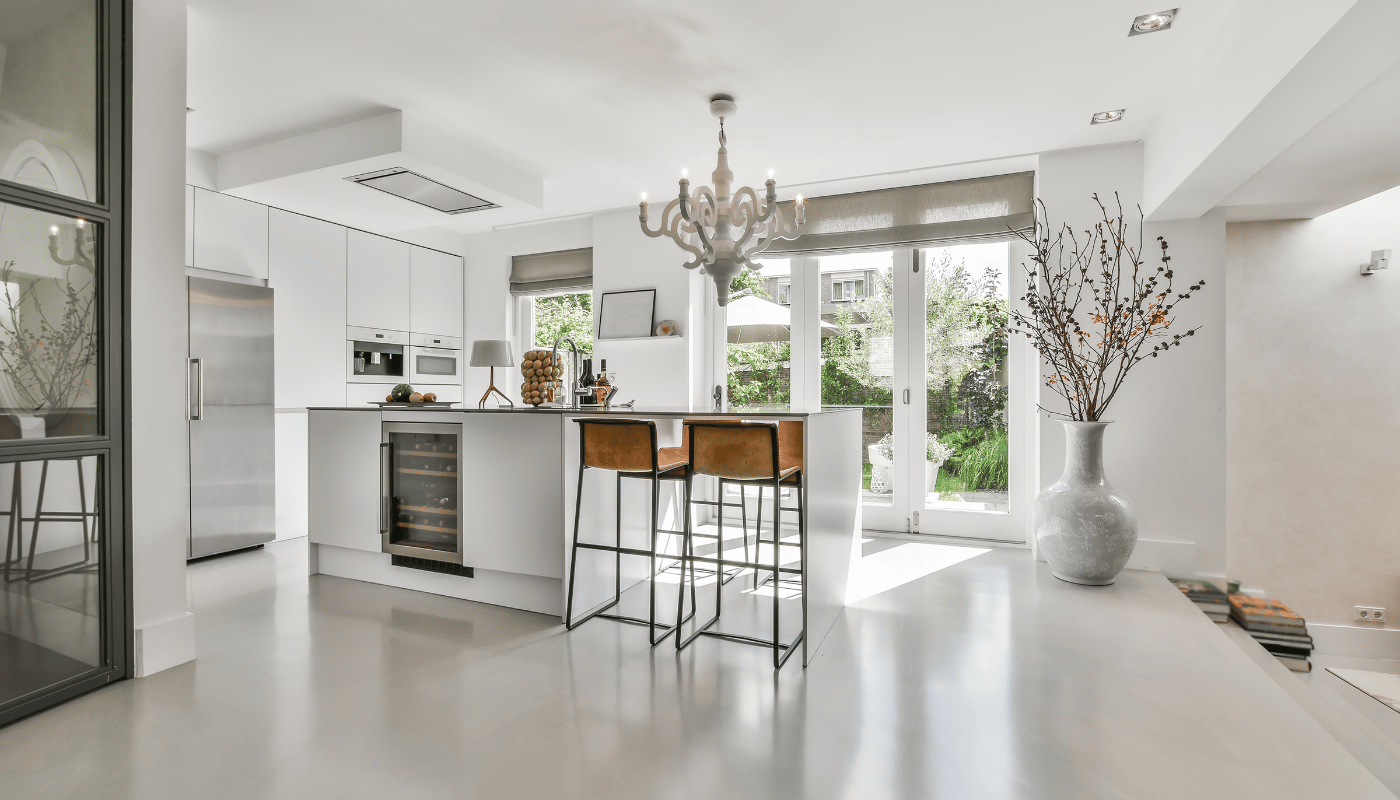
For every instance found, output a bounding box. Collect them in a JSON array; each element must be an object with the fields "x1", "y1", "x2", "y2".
[{"x1": 597, "y1": 289, "x2": 656, "y2": 339}]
